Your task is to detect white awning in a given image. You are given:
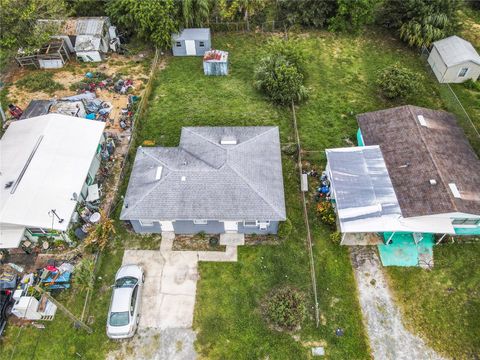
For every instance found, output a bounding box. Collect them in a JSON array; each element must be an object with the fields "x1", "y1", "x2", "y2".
[{"x1": 0, "y1": 224, "x2": 26, "y2": 249}]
